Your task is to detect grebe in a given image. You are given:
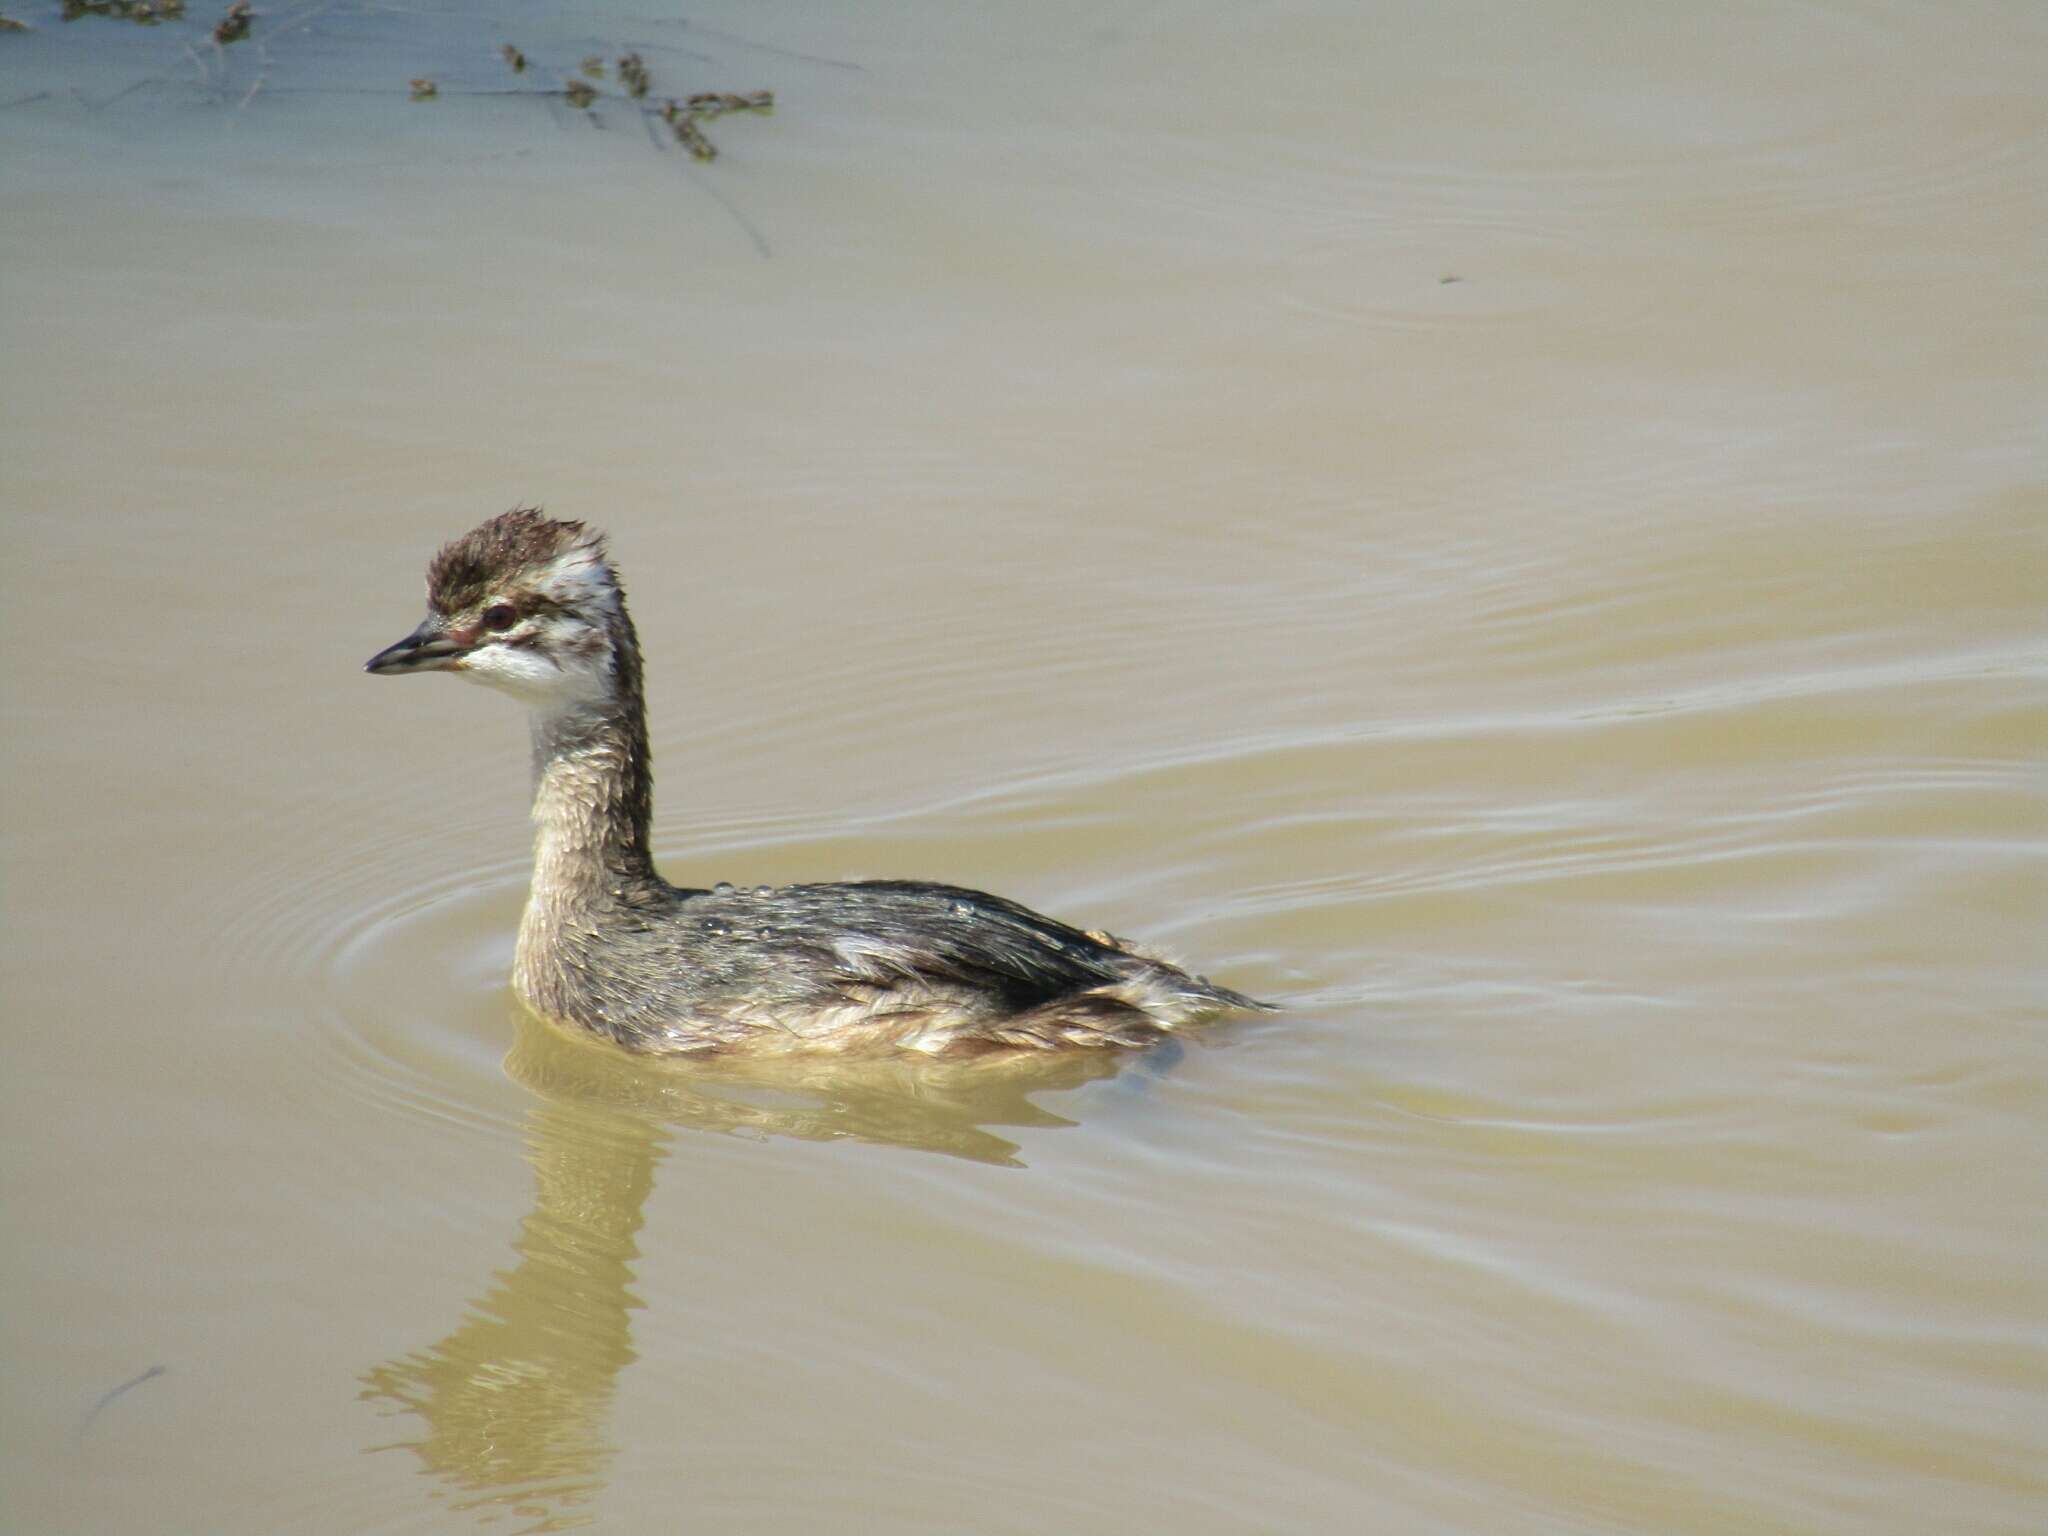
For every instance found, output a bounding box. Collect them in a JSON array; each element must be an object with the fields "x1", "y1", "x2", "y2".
[{"x1": 366, "y1": 509, "x2": 1270, "y2": 1055}]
